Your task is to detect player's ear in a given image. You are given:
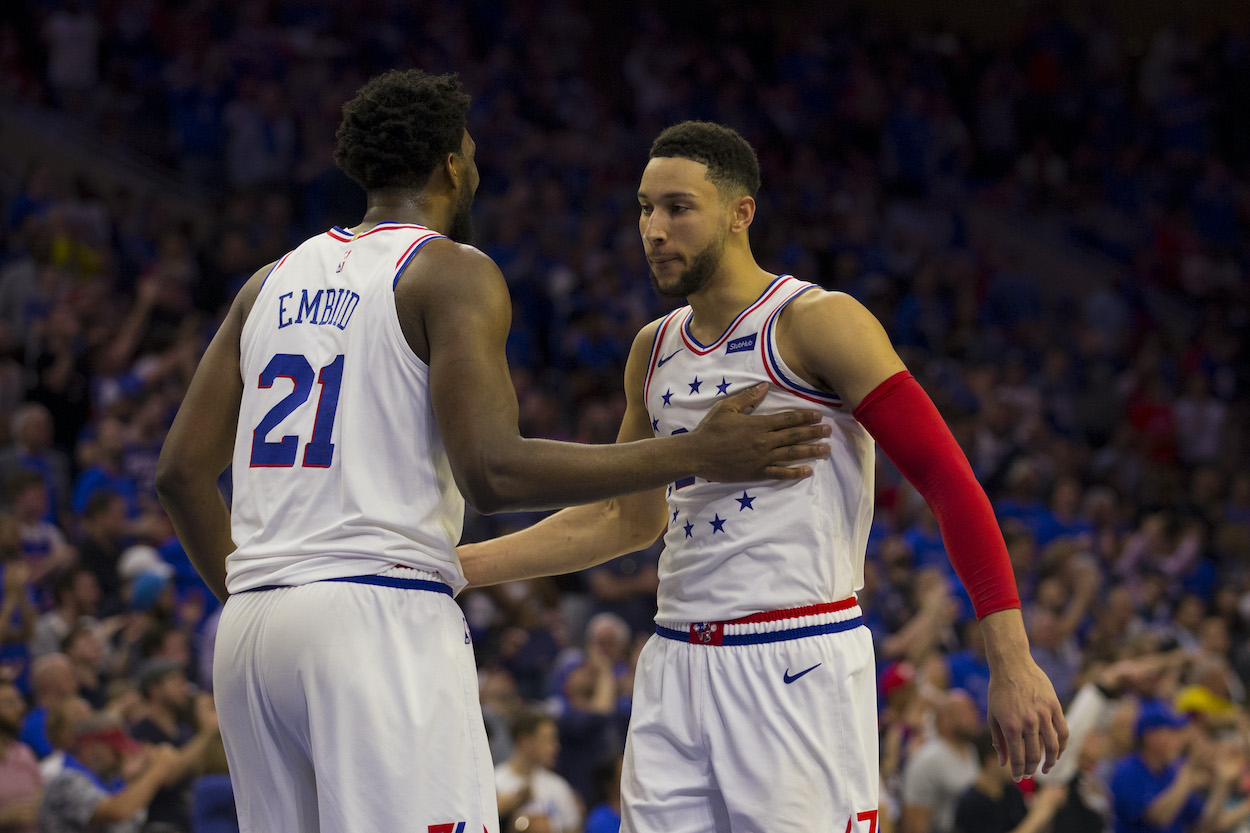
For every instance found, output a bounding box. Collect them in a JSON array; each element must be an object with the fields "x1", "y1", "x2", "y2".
[
  {"x1": 443, "y1": 152, "x2": 465, "y2": 192},
  {"x1": 729, "y1": 195, "x2": 755, "y2": 233}
]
